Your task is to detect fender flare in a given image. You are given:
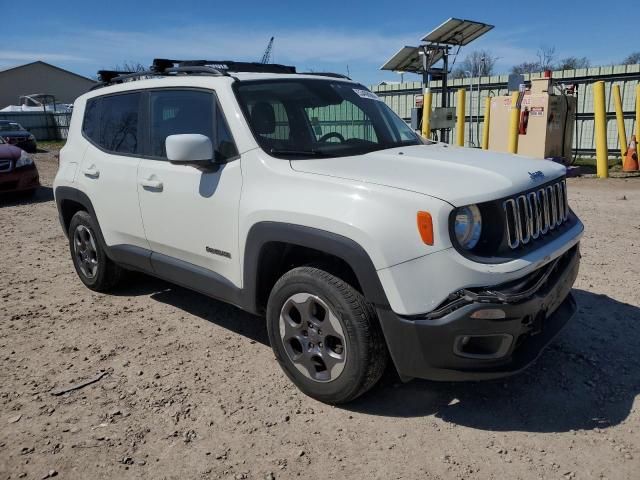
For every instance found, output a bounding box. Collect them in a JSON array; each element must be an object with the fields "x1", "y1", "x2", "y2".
[
  {"x1": 54, "y1": 185, "x2": 119, "y2": 260},
  {"x1": 242, "y1": 222, "x2": 390, "y2": 313},
  {"x1": 55, "y1": 186, "x2": 99, "y2": 236}
]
